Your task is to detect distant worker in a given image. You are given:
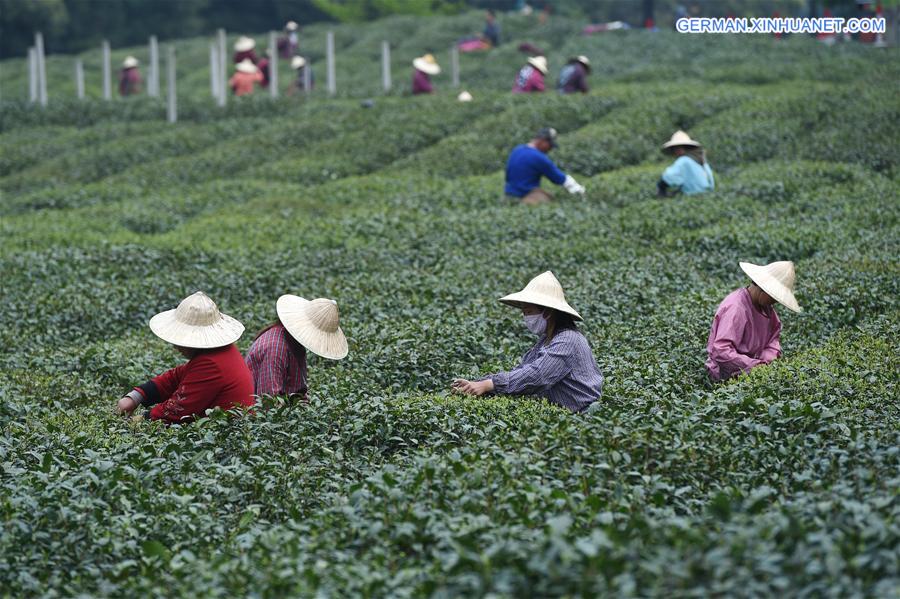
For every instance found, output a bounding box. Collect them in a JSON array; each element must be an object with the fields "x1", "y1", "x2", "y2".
[
  {"x1": 513, "y1": 56, "x2": 547, "y2": 93},
  {"x1": 657, "y1": 130, "x2": 715, "y2": 196},
  {"x1": 119, "y1": 56, "x2": 142, "y2": 96},
  {"x1": 230, "y1": 59, "x2": 263, "y2": 96},
  {"x1": 115, "y1": 292, "x2": 254, "y2": 423},
  {"x1": 412, "y1": 54, "x2": 440, "y2": 95},
  {"x1": 557, "y1": 55, "x2": 590, "y2": 94},
  {"x1": 484, "y1": 10, "x2": 501, "y2": 47},
  {"x1": 287, "y1": 56, "x2": 314, "y2": 94},
  {"x1": 706, "y1": 261, "x2": 801, "y2": 381},
  {"x1": 451, "y1": 271, "x2": 604, "y2": 414},
  {"x1": 257, "y1": 51, "x2": 271, "y2": 88},
  {"x1": 245, "y1": 295, "x2": 348, "y2": 404},
  {"x1": 233, "y1": 36, "x2": 258, "y2": 64},
  {"x1": 505, "y1": 127, "x2": 585, "y2": 204},
  {"x1": 284, "y1": 21, "x2": 300, "y2": 55}
]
